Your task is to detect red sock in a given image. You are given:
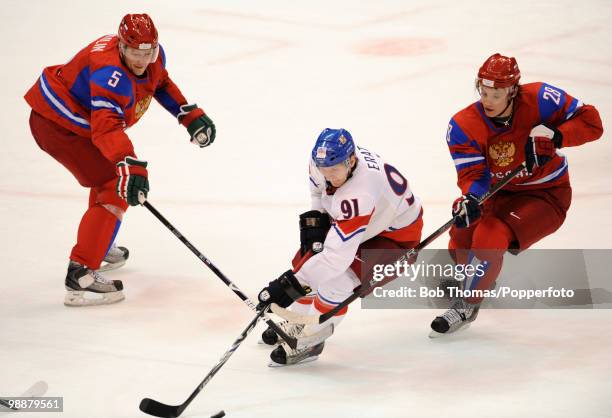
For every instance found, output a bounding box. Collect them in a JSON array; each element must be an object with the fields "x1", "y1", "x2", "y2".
[
  {"x1": 313, "y1": 294, "x2": 348, "y2": 316},
  {"x1": 465, "y1": 217, "x2": 514, "y2": 304},
  {"x1": 70, "y1": 205, "x2": 121, "y2": 270}
]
